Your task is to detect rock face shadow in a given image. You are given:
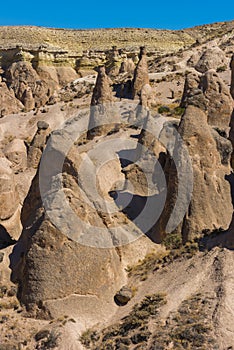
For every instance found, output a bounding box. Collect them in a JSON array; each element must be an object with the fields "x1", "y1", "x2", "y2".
[
  {"x1": 110, "y1": 189, "x2": 165, "y2": 244},
  {"x1": 198, "y1": 172, "x2": 234, "y2": 251},
  {"x1": 0, "y1": 225, "x2": 16, "y2": 250}
]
